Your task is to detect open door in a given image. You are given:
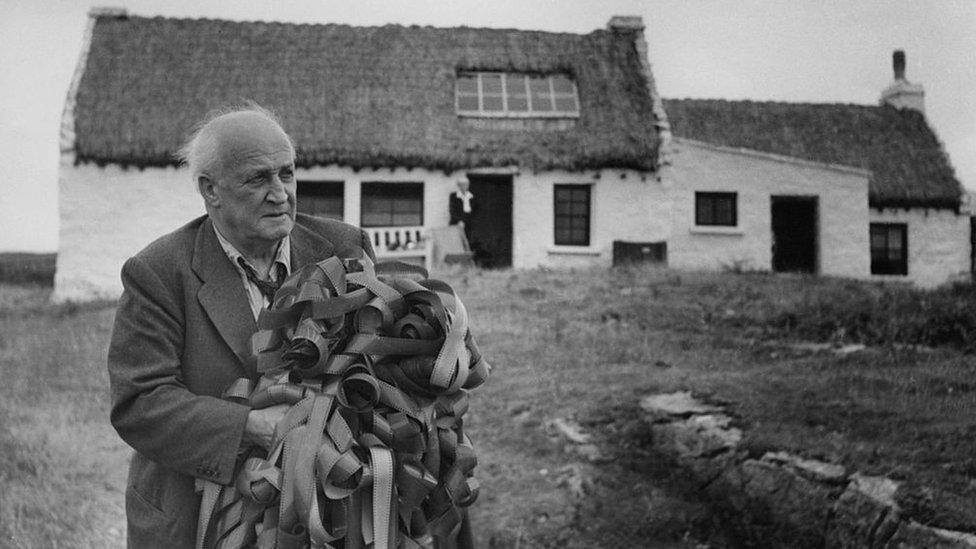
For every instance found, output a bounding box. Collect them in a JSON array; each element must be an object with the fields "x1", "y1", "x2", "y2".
[
  {"x1": 465, "y1": 174, "x2": 513, "y2": 268},
  {"x1": 771, "y1": 196, "x2": 818, "y2": 274}
]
